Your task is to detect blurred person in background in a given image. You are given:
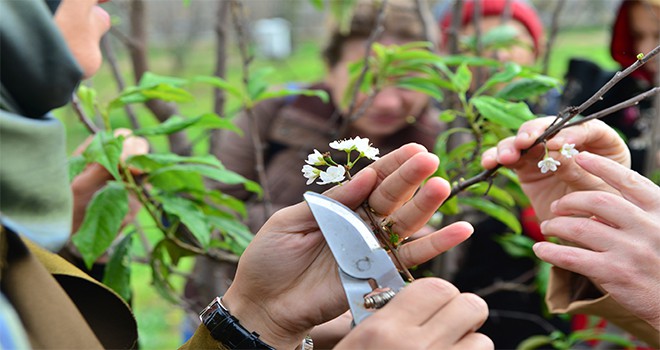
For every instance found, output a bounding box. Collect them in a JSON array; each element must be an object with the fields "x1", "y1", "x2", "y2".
[{"x1": 561, "y1": 0, "x2": 659, "y2": 173}]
